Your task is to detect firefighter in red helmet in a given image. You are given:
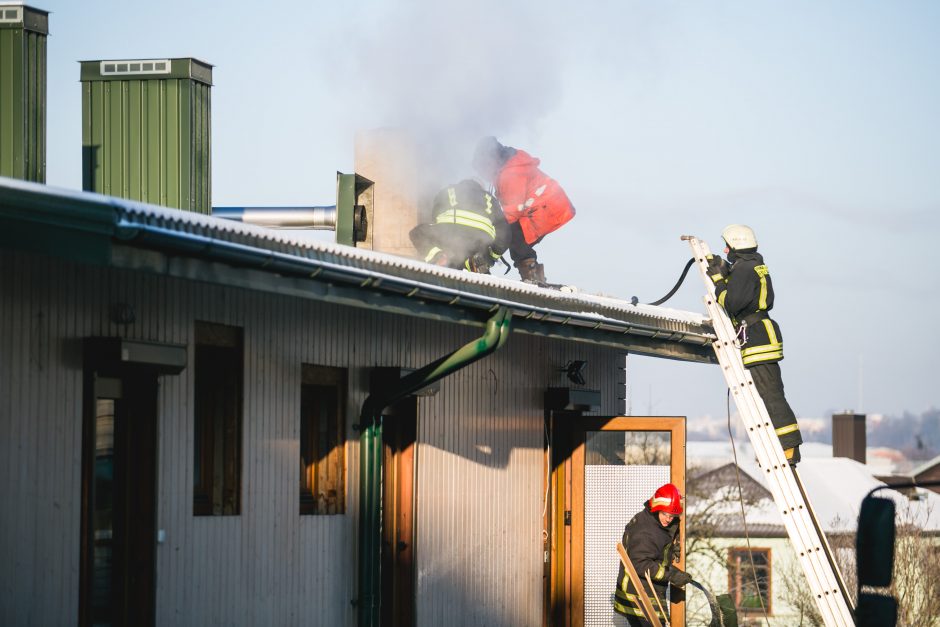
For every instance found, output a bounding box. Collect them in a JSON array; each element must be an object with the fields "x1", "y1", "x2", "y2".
[{"x1": 613, "y1": 483, "x2": 691, "y2": 625}]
